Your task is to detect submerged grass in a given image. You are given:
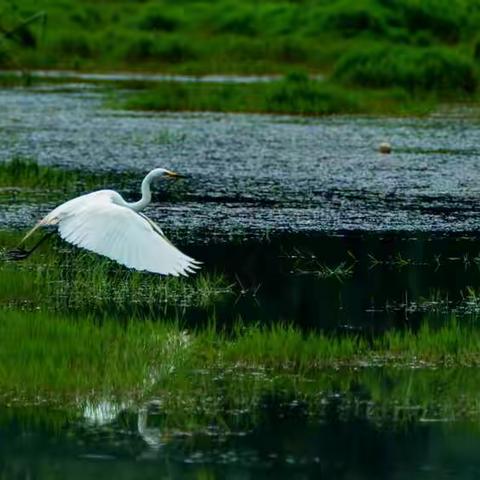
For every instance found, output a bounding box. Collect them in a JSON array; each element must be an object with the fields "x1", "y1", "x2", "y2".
[{"x1": 6, "y1": 365, "x2": 480, "y2": 435}]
